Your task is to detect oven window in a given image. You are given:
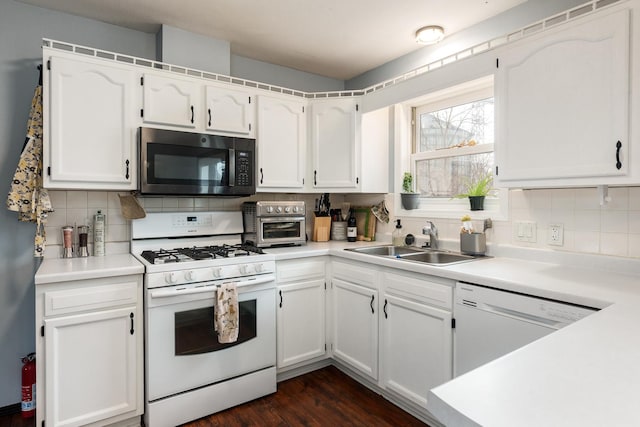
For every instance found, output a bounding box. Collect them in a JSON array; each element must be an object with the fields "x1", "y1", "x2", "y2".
[
  {"x1": 148, "y1": 143, "x2": 229, "y2": 186},
  {"x1": 262, "y1": 221, "x2": 301, "y2": 239},
  {"x1": 174, "y1": 300, "x2": 257, "y2": 355}
]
